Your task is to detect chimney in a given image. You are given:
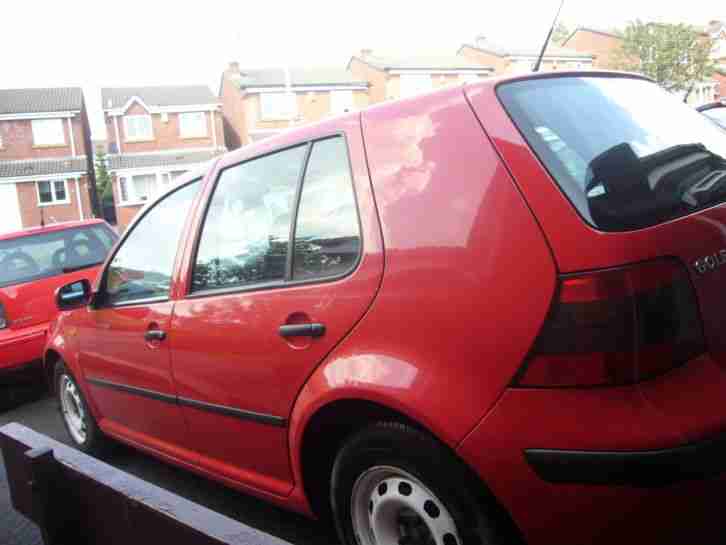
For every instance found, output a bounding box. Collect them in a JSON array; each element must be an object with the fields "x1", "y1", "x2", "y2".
[
  {"x1": 475, "y1": 35, "x2": 487, "y2": 48},
  {"x1": 360, "y1": 48, "x2": 373, "y2": 59}
]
